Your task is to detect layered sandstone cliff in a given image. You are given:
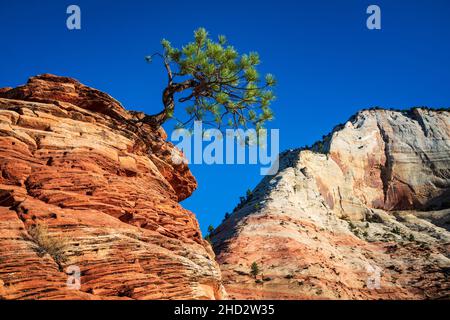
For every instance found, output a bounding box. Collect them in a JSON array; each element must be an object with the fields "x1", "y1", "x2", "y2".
[
  {"x1": 212, "y1": 108, "x2": 450, "y2": 300},
  {"x1": 0, "y1": 74, "x2": 225, "y2": 300}
]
